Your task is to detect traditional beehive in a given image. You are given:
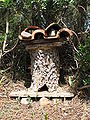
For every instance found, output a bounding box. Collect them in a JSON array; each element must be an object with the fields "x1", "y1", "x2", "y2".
[{"x1": 19, "y1": 23, "x2": 72, "y2": 92}]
